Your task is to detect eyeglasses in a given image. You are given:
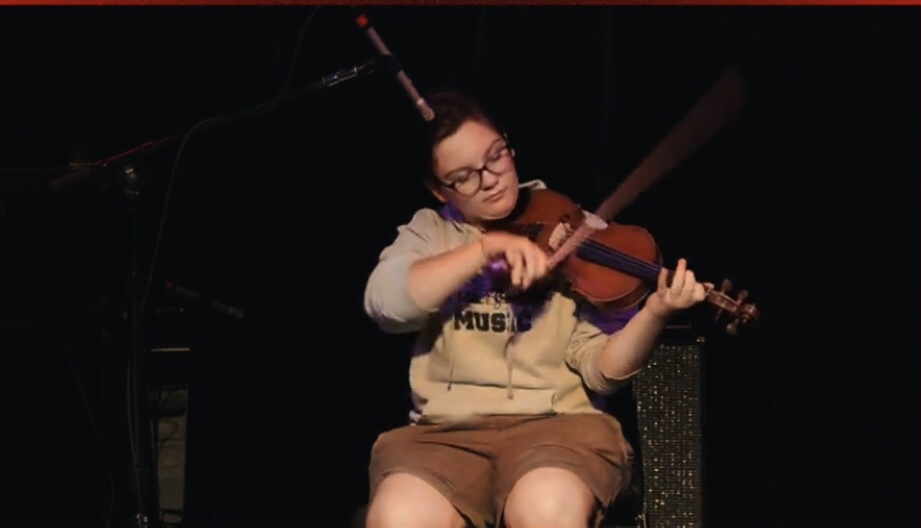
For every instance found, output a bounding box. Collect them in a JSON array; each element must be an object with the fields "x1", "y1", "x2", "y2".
[{"x1": 440, "y1": 141, "x2": 514, "y2": 197}]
